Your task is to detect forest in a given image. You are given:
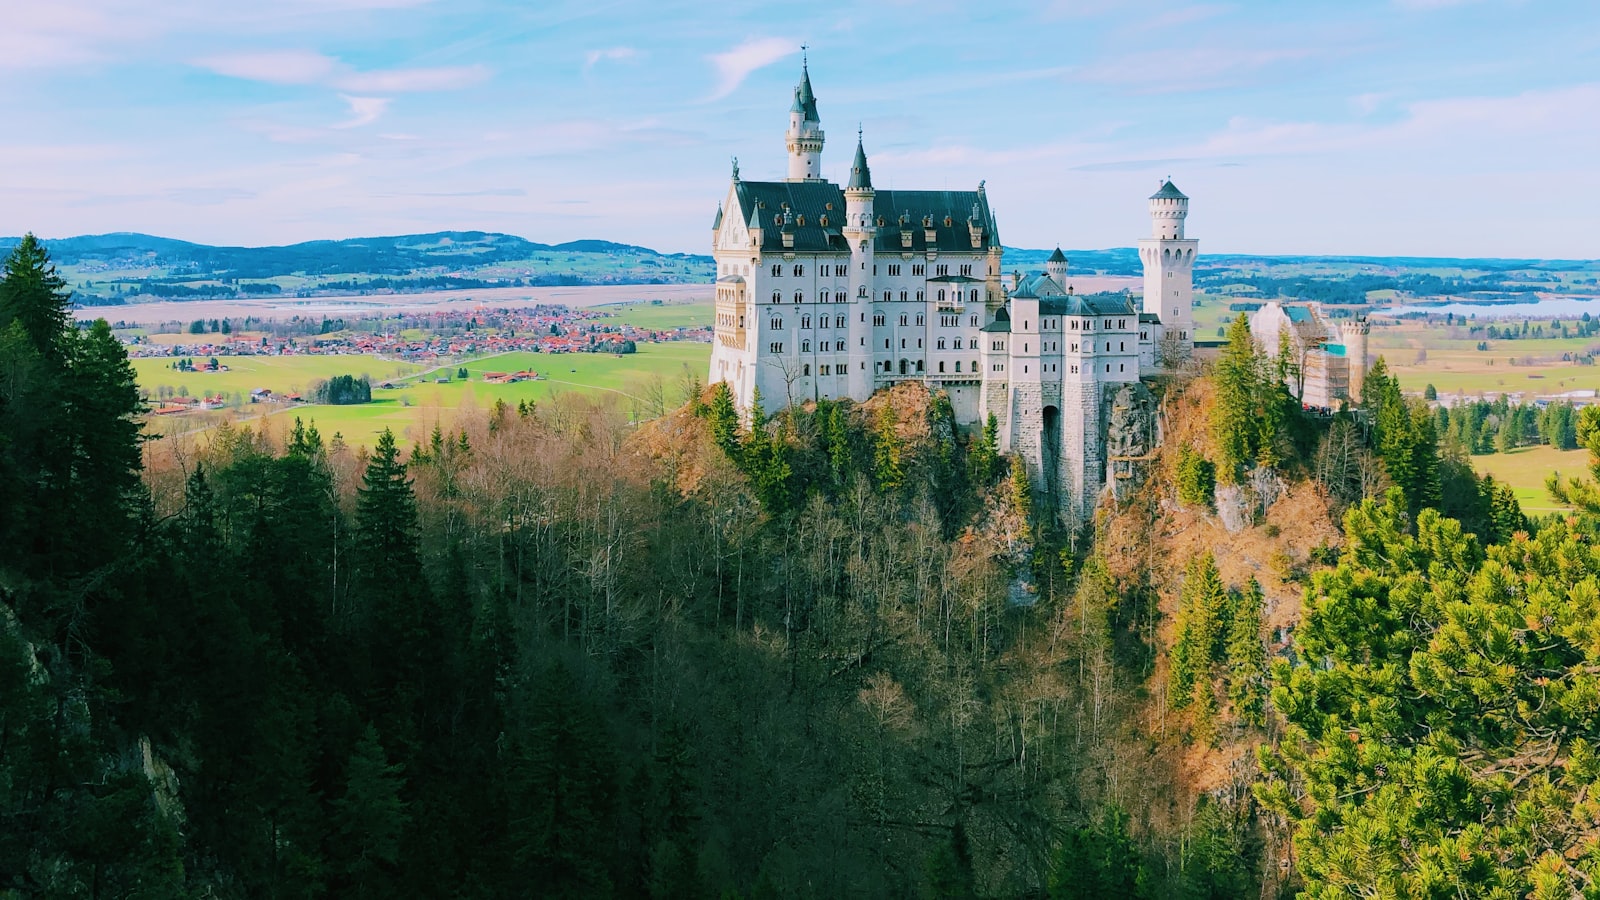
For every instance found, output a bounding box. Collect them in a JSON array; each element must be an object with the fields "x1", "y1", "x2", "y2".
[{"x1": 4, "y1": 232, "x2": 1600, "y2": 897}]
